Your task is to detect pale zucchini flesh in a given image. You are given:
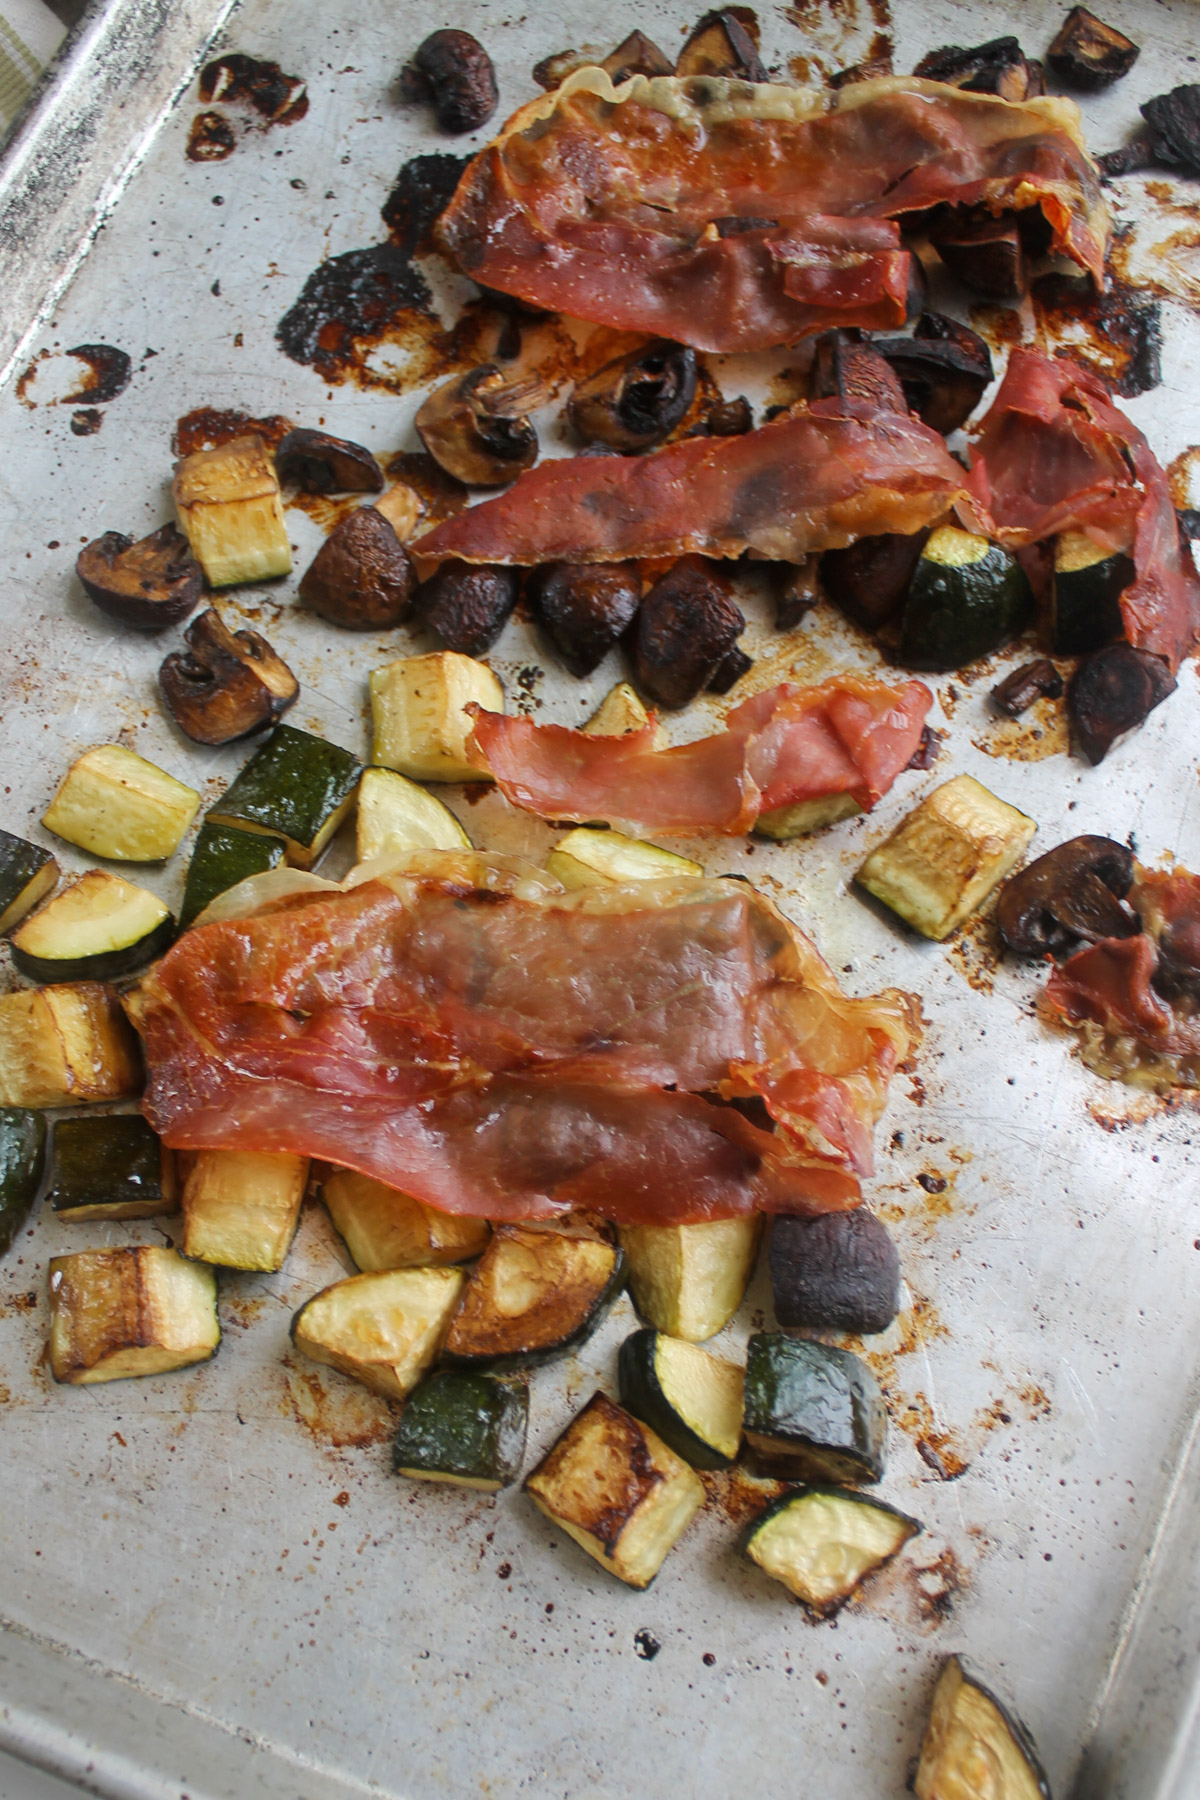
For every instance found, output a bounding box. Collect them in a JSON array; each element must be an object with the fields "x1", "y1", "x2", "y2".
[
  {"x1": 0, "y1": 983, "x2": 141, "y2": 1108},
  {"x1": 321, "y1": 1168, "x2": 489, "y2": 1270},
  {"x1": 546, "y1": 828, "x2": 703, "y2": 890},
  {"x1": 916, "y1": 1656, "x2": 1051, "y2": 1800},
  {"x1": 173, "y1": 434, "x2": 292, "y2": 587},
  {"x1": 583, "y1": 682, "x2": 665, "y2": 745},
  {"x1": 754, "y1": 791, "x2": 862, "y2": 842},
  {"x1": 292, "y1": 1265, "x2": 465, "y2": 1399},
  {"x1": 49, "y1": 1246, "x2": 219, "y2": 1384},
  {"x1": 857, "y1": 773, "x2": 1036, "y2": 940},
  {"x1": 42, "y1": 745, "x2": 200, "y2": 863},
  {"x1": 743, "y1": 1485, "x2": 920, "y2": 1614},
  {"x1": 181, "y1": 1149, "x2": 309, "y2": 1270},
  {"x1": 370, "y1": 651, "x2": 504, "y2": 782},
  {"x1": 619, "y1": 1215, "x2": 762, "y2": 1342},
  {"x1": 618, "y1": 1328, "x2": 744, "y2": 1468},
  {"x1": 355, "y1": 766, "x2": 472, "y2": 864}
]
